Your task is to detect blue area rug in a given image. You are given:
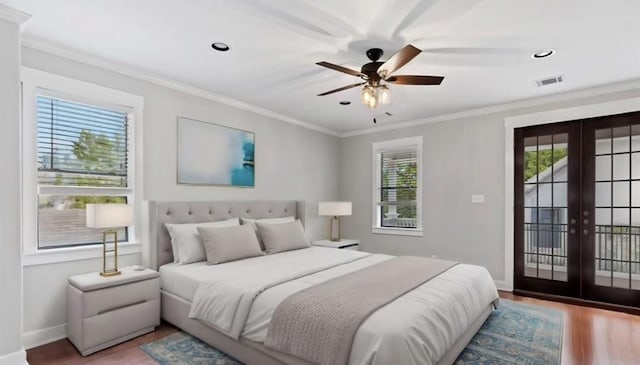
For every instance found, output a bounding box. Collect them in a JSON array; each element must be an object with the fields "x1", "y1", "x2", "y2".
[{"x1": 140, "y1": 299, "x2": 562, "y2": 365}]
